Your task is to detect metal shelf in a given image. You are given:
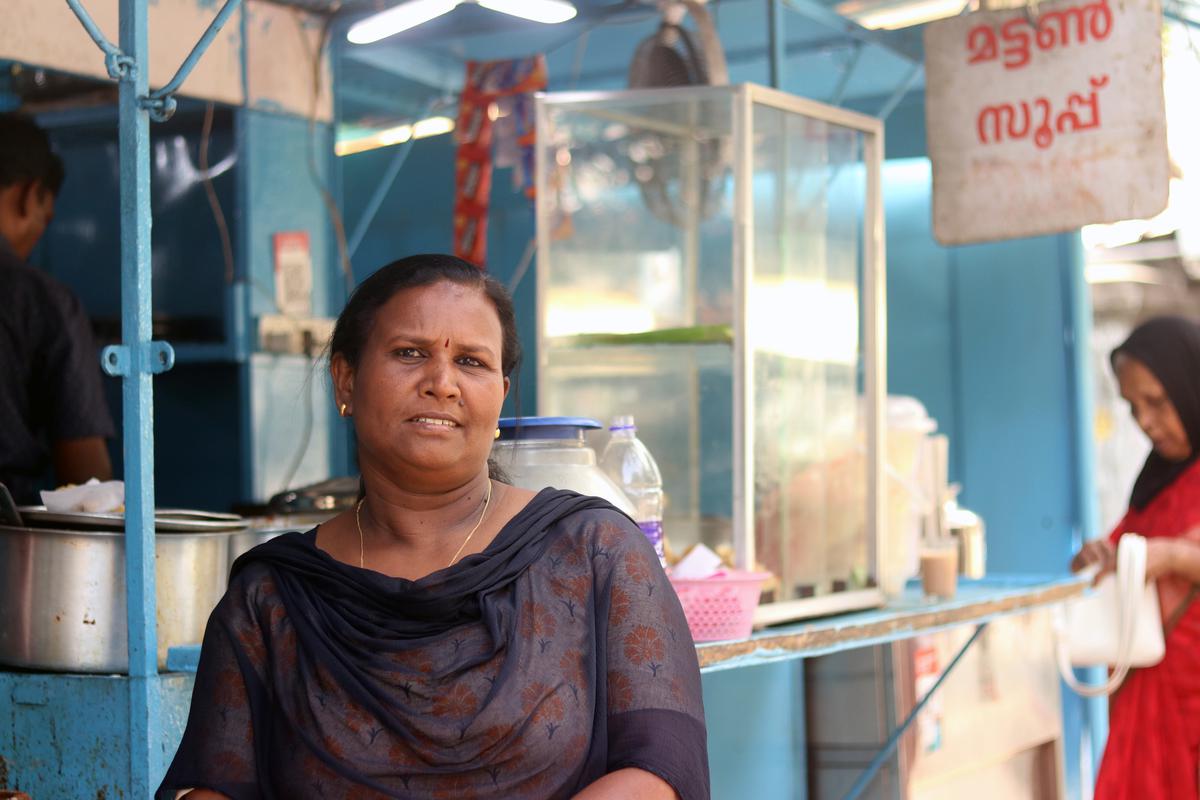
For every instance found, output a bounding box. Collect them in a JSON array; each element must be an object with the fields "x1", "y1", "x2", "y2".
[{"x1": 697, "y1": 574, "x2": 1086, "y2": 673}]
